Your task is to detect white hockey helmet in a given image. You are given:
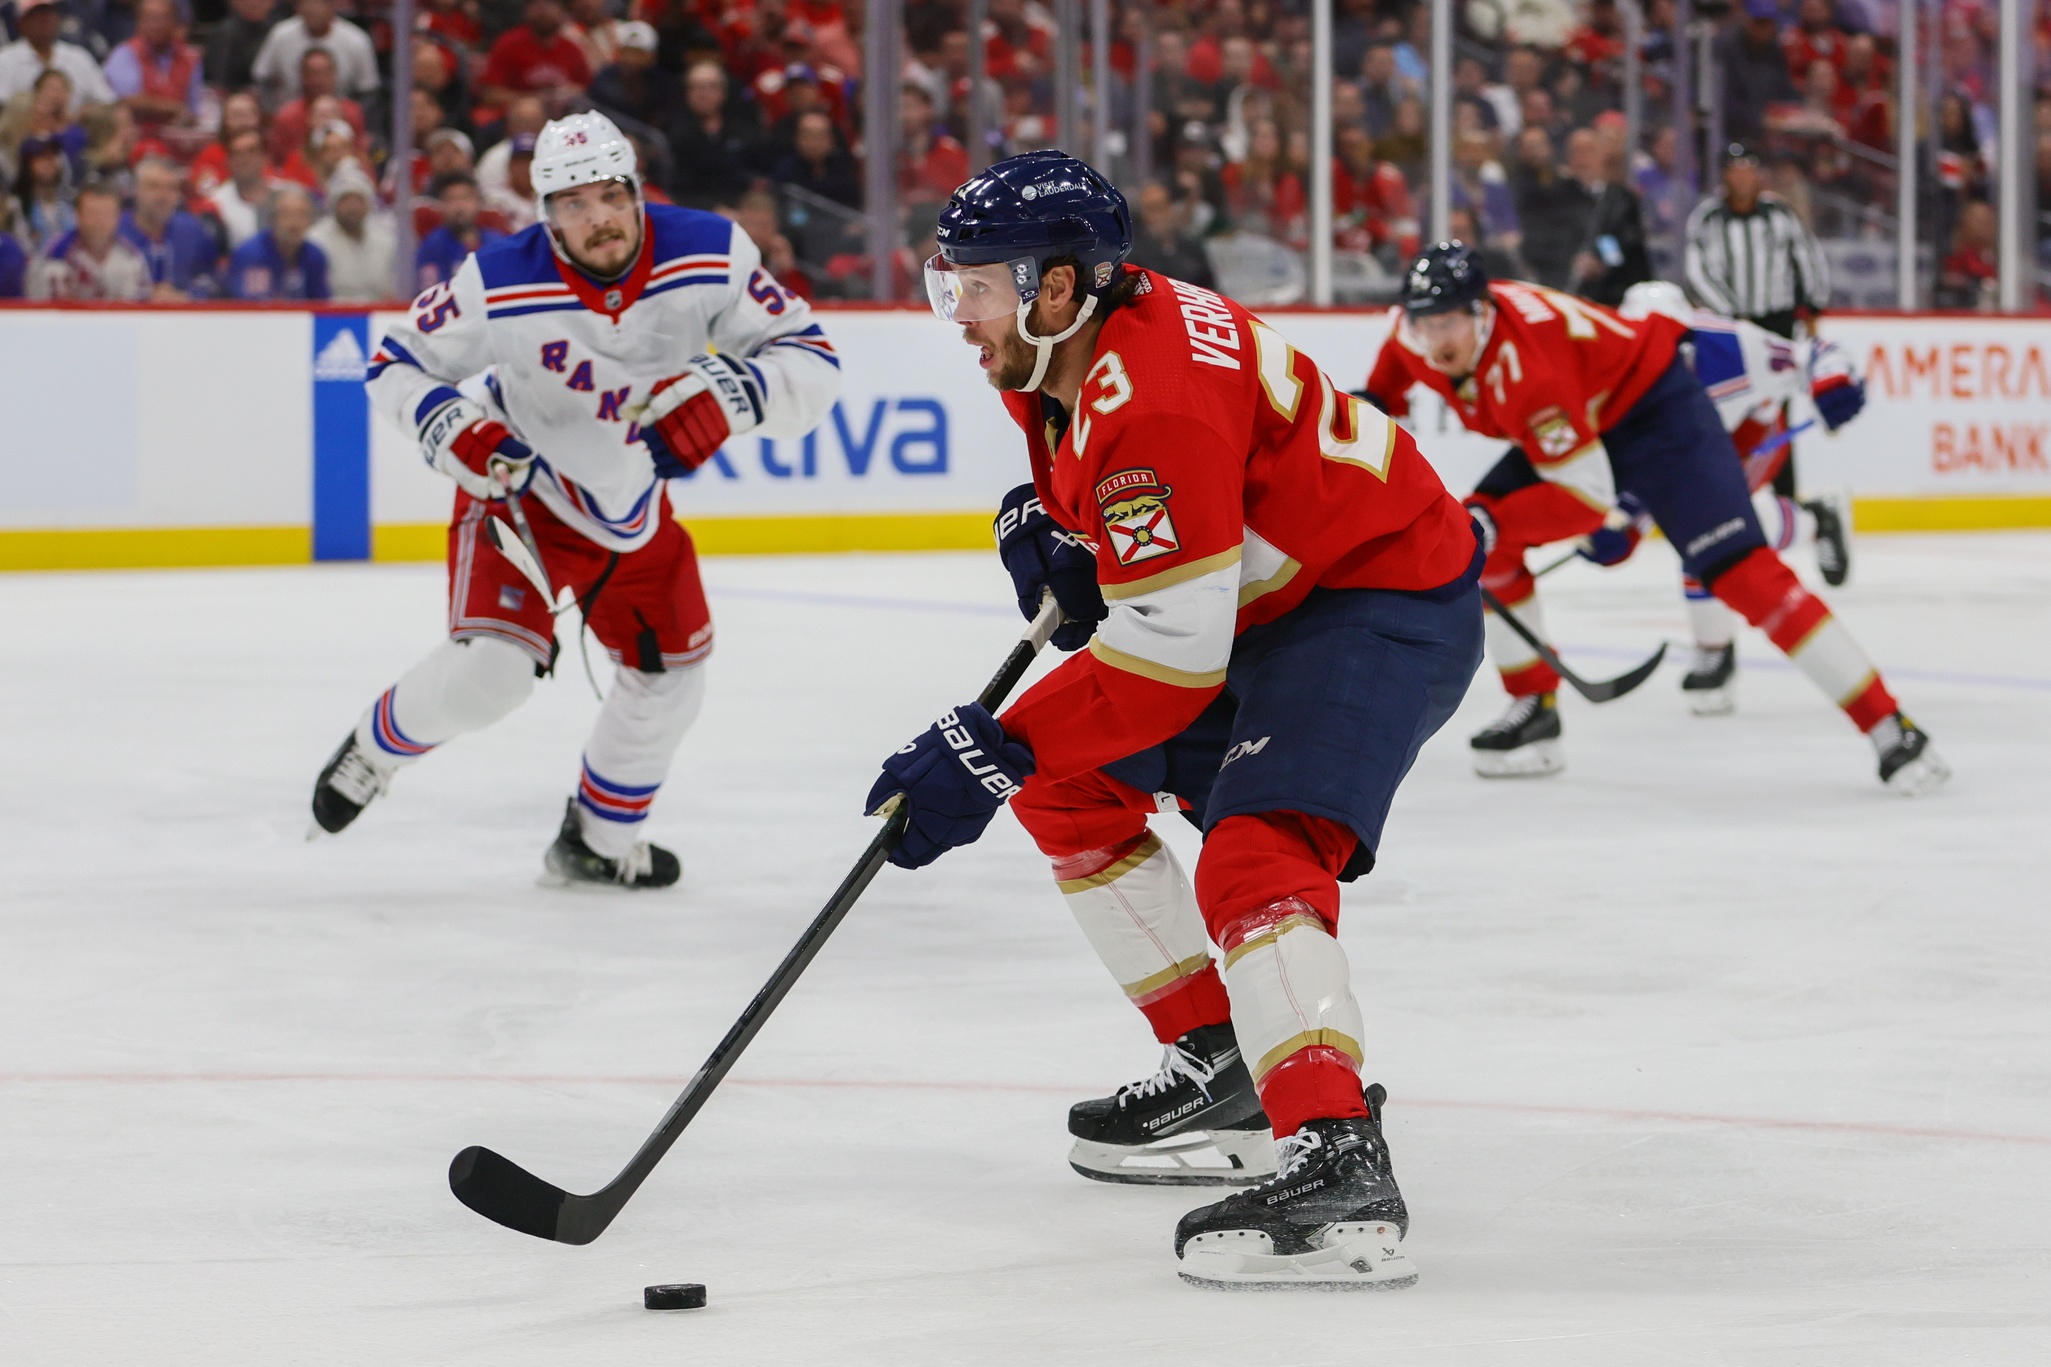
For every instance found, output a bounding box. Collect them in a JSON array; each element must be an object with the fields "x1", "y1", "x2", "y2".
[
  {"x1": 1620, "y1": 280, "x2": 1692, "y2": 321},
  {"x1": 530, "y1": 111, "x2": 640, "y2": 204}
]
